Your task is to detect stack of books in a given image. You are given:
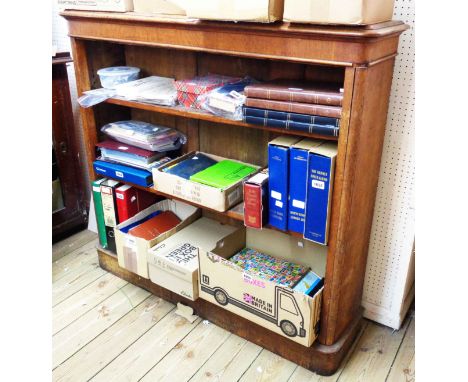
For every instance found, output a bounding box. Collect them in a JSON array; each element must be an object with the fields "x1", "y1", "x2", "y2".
[{"x1": 243, "y1": 80, "x2": 343, "y2": 137}]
